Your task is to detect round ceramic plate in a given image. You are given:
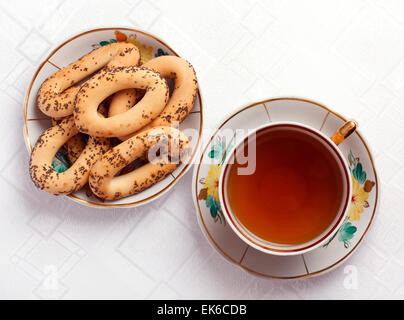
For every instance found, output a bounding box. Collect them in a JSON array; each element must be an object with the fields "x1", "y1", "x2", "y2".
[
  {"x1": 24, "y1": 27, "x2": 203, "y2": 208},
  {"x1": 192, "y1": 97, "x2": 379, "y2": 279}
]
